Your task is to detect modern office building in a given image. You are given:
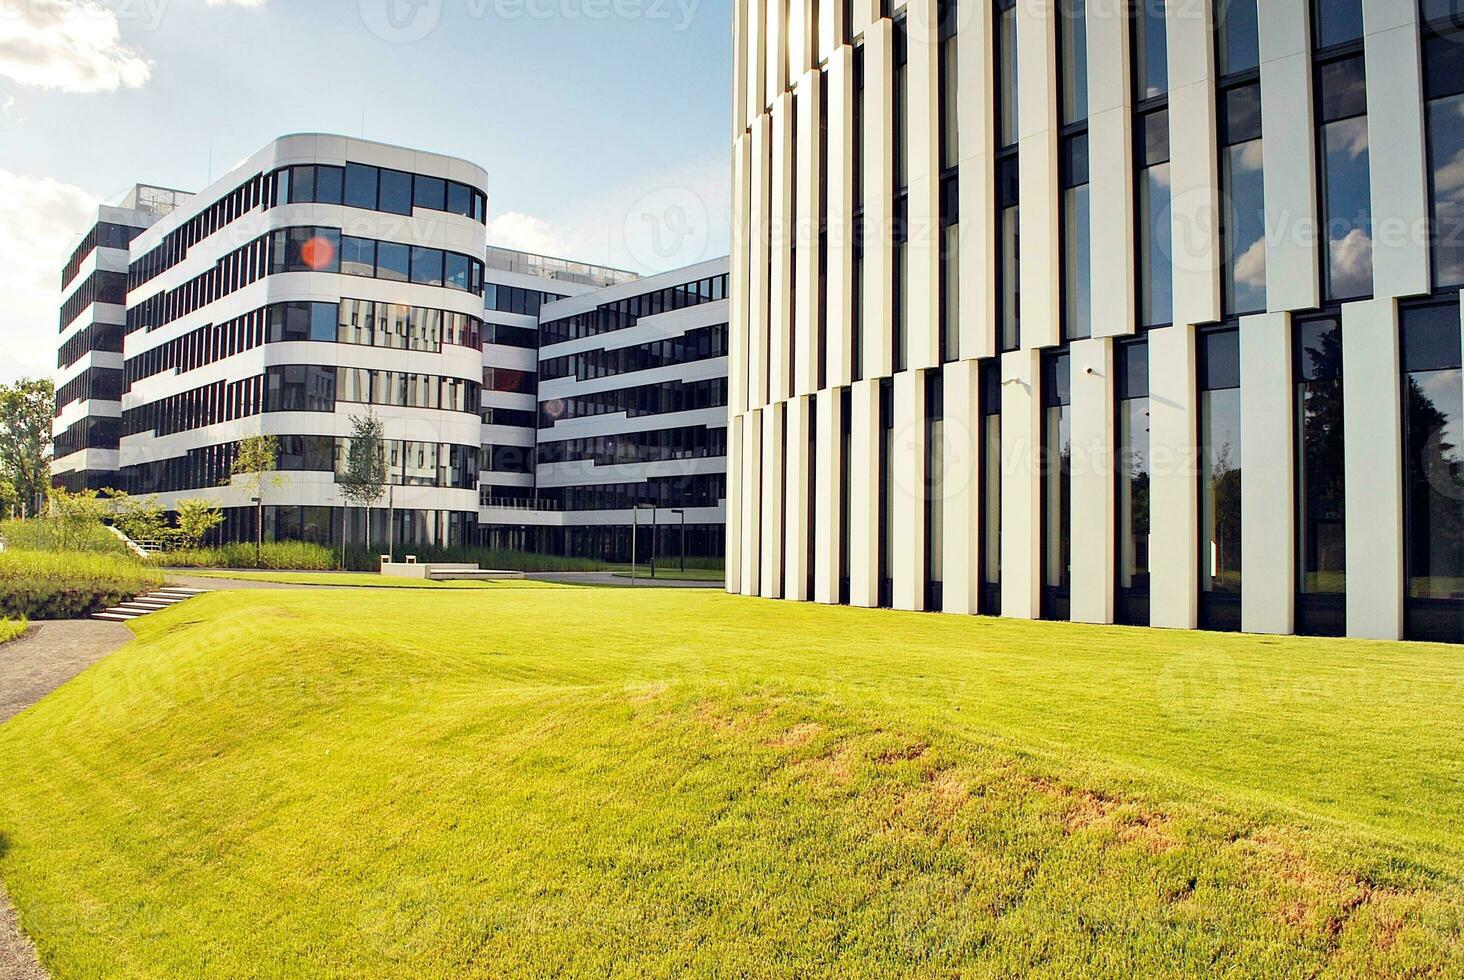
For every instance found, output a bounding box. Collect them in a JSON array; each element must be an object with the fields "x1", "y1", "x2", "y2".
[
  {"x1": 53, "y1": 186, "x2": 189, "y2": 492},
  {"x1": 477, "y1": 259, "x2": 731, "y2": 561},
  {"x1": 53, "y1": 134, "x2": 730, "y2": 561},
  {"x1": 727, "y1": 0, "x2": 1464, "y2": 642}
]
